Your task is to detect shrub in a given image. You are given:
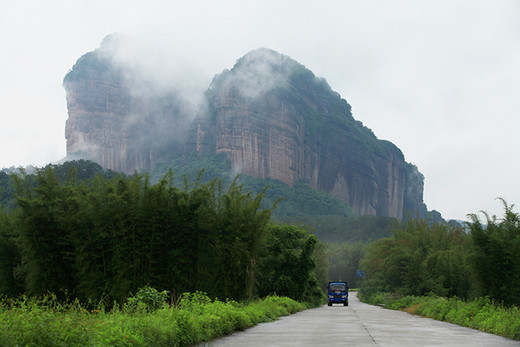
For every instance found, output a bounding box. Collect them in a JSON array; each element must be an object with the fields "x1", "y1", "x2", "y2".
[
  {"x1": 359, "y1": 292, "x2": 520, "y2": 340},
  {"x1": 0, "y1": 292, "x2": 308, "y2": 346},
  {"x1": 125, "y1": 285, "x2": 170, "y2": 313}
]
